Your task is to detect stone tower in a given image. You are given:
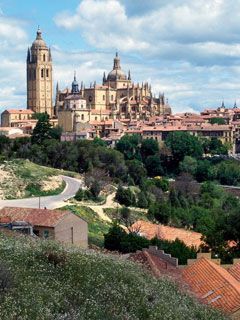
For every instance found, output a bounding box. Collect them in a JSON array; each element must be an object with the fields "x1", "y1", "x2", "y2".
[{"x1": 27, "y1": 27, "x2": 53, "y2": 117}]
